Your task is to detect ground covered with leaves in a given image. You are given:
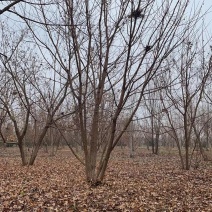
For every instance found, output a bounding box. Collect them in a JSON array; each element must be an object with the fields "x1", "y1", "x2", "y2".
[{"x1": 0, "y1": 148, "x2": 212, "y2": 211}]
